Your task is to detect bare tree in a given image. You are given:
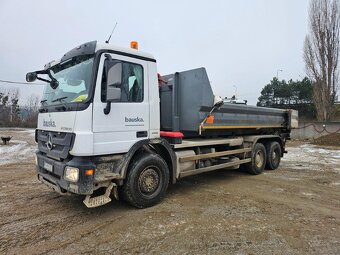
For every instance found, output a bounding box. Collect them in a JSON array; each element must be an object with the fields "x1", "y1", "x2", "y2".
[
  {"x1": 0, "y1": 88, "x2": 20, "y2": 126},
  {"x1": 25, "y1": 94, "x2": 40, "y2": 113},
  {"x1": 304, "y1": 0, "x2": 340, "y2": 121},
  {"x1": 24, "y1": 94, "x2": 40, "y2": 127}
]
